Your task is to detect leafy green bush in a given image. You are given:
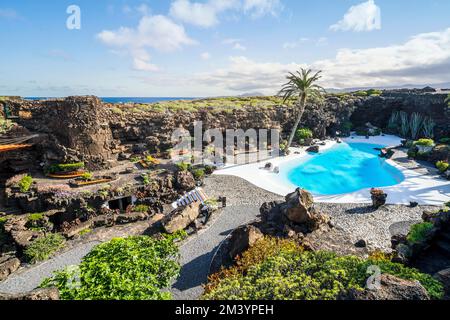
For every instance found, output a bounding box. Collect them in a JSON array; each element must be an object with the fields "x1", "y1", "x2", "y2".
[
  {"x1": 41, "y1": 236, "x2": 181, "y2": 300},
  {"x1": 203, "y1": 238, "x2": 443, "y2": 300},
  {"x1": 134, "y1": 204, "x2": 149, "y2": 213},
  {"x1": 24, "y1": 234, "x2": 65, "y2": 263},
  {"x1": 340, "y1": 121, "x2": 353, "y2": 133},
  {"x1": 407, "y1": 222, "x2": 434, "y2": 244},
  {"x1": 48, "y1": 162, "x2": 85, "y2": 173},
  {"x1": 18, "y1": 175, "x2": 33, "y2": 193},
  {"x1": 295, "y1": 128, "x2": 313, "y2": 142},
  {"x1": 192, "y1": 168, "x2": 205, "y2": 180},
  {"x1": 176, "y1": 161, "x2": 192, "y2": 172},
  {"x1": 415, "y1": 139, "x2": 435, "y2": 147},
  {"x1": 28, "y1": 213, "x2": 45, "y2": 222},
  {"x1": 436, "y1": 161, "x2": 449, "y2": 173},
  {"x1": 439, "y1": 138, "x2": 450, "y2": 145},
  {"x1": 355, "y1": 128, "x2": 369, "y2": 136},
  {"x1": 81, "y1": 172, "x2": 93, "y2": 181},
  {"x1": 141, "y1": 173, "x2": 151, "y2": 186}
]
